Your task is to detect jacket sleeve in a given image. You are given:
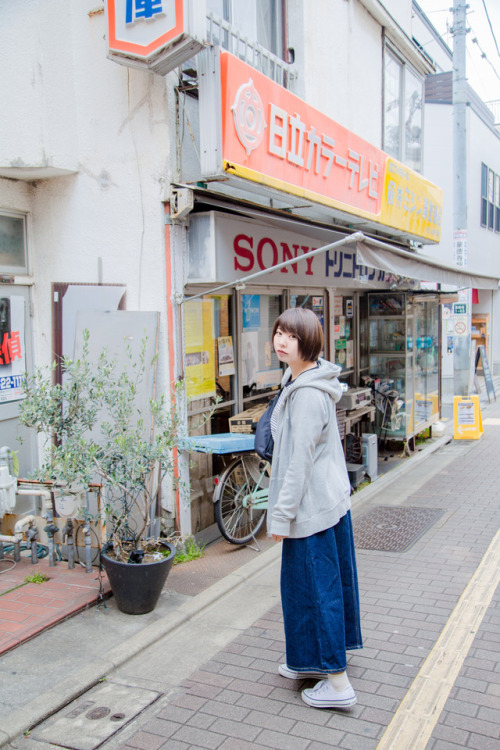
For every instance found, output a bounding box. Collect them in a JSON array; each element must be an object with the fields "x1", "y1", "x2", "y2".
[{"x1": 269, "y1": 388, "x2": 327, "y2": 537}]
